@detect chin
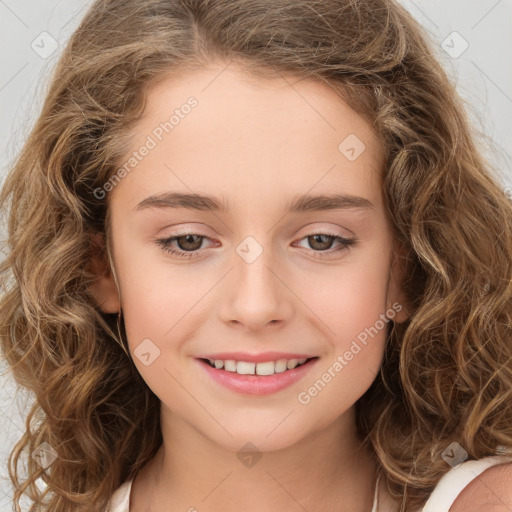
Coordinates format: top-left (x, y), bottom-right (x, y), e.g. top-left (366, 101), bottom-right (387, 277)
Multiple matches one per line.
top-left (202, 422), bottom-right (310, 454)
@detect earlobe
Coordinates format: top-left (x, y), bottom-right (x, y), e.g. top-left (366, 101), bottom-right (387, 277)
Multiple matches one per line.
top-left (87, 232), bottom-right (121, 314)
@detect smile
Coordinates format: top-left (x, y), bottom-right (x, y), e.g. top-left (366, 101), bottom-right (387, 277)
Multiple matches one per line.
top-left (203, 357), bottom-right (314, 375)
top-left (196, 356), bottom-right (319, 395)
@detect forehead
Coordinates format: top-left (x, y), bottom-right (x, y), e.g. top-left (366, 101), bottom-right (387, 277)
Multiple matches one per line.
top-left (111, 63), bottom-right (386, 211)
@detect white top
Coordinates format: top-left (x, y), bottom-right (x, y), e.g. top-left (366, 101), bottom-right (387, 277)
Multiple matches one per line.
top-left (106, 455), bottom-right (511, 512)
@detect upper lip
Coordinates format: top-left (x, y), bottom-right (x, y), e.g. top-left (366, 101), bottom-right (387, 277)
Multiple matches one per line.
top-left (196, 352), bottom-right (316, 363)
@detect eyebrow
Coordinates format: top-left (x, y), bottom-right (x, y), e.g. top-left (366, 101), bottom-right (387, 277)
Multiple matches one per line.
top-left (134, 192), bottom-right (374, 214)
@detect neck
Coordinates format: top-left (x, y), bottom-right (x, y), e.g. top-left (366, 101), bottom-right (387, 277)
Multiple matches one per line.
top-left (131, 406), bottom-right (378, 512)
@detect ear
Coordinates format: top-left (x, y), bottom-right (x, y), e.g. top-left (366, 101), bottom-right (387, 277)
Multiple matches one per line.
top-left (87, 232), bottom-right (121, 314)
top-left (386, 240), bottom-right (411, 324)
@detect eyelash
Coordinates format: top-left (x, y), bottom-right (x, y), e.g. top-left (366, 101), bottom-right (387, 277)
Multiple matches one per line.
top-left (155, 231), bottom-right (357, 260)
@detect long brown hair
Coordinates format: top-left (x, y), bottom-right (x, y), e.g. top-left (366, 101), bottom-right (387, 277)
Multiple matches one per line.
top-left (1, 1), bottom-right (512, 510)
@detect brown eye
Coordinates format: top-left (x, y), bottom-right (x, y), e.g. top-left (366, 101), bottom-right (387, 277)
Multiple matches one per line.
top-left (174, 234), bottom-right (204, 251)
top-left (155, 233), bottom-right (211, 258)
top-left (294, 231), bottom-right (357, 258)
top-left (306, 234), bottom-right (337, 251)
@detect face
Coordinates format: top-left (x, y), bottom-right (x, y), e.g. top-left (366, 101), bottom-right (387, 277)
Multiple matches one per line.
top-left (90, 62), bottom-right (408, 452)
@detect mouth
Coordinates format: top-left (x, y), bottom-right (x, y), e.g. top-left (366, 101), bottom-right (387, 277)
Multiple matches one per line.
top-left (195, 356), bottom-right (319, 396)
top-left (199, 356), bottom-right (317, 375)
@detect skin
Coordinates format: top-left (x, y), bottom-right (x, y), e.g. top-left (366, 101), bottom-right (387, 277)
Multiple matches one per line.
top-left (89, 61), bottom-right (413, 512)
top-left (450, 463), bottom-right (512, 511)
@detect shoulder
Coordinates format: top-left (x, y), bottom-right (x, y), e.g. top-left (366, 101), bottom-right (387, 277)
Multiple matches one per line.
top-left (450, 462), bottom-right (512, 511)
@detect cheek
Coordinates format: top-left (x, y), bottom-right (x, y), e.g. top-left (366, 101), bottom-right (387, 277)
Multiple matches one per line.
top-left (293, 245), bottom-right (392, 404)
top-left (297, 247), bottom-right (391, 348)
top-left (115, 242), bottom-right (209, 342)
top-left (295, 269), bottom-right (390, 416)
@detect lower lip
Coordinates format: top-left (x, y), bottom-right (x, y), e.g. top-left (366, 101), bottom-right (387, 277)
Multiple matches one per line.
top-left (196, 358), bottom-right (318, 396)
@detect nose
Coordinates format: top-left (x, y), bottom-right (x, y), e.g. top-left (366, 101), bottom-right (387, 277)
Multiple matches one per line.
top-left (218, 242), bottom-right (294, 332)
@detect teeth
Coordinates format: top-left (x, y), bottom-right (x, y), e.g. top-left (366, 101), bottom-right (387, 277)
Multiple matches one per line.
top-left (275, 359), bottom-right (288, 373)
top-left (287, 359), bottom-right (299, 369)
top-left (237, 361), bottom-right (256, 374)
top-left (224, 360), bottom-right (237, 372)
top-left (207, 357), bottom-right (311, 375)
top-left (256, 361), bottom-right (275, 376)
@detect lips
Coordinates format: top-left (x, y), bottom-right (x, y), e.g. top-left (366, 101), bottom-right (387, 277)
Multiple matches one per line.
top-left (196, 351), bottom-right (316, 363)
top-left (195, 354), bottom-right (319, 395)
